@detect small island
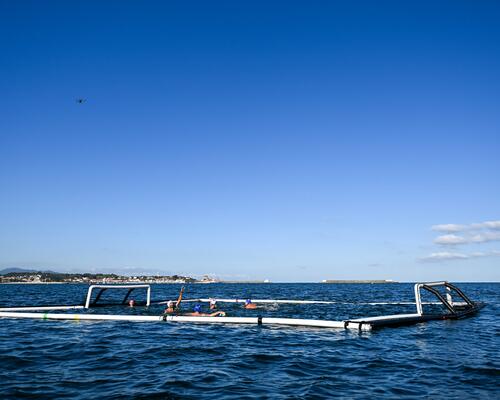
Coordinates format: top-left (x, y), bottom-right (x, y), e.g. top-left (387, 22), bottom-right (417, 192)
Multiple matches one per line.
top-left (321, 279), bottom-right (398, 284)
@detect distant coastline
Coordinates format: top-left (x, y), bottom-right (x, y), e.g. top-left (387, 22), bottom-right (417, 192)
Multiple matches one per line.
top-left (0, 269), bottom-right (400, 285)
top-left (0, 269), bottom-right (212, 284)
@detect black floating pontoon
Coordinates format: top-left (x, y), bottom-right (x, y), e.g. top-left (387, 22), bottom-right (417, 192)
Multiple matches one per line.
top-left (346, 281), bottom-right (484, 329)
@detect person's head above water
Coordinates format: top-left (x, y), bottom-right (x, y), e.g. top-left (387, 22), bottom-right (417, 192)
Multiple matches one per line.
top-left (163, 300), bottom-right (177, 314)
top-left (244, 298), bottom-right (257, 309)
top-left (128, 299), bottom-right (136, 307)
top-left (193, 304), bottom-right (202, 313)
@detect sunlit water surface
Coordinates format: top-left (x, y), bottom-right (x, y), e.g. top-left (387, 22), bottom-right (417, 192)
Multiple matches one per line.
top-left (0, 283), bottom-right (498, 399)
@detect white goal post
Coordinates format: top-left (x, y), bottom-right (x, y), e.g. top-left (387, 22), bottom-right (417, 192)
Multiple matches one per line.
top-left (84, 285), bottom-right (151, 308)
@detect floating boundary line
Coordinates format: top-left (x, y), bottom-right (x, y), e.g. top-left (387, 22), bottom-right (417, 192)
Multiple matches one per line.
top-left (0, 305), bottom-right (84, 312)
top-left (0, 311), bottom-right (371, 331)
top-left (155, 298), bottom-right (447, 306)
top-left (0, 301), bottom-right (454, 310)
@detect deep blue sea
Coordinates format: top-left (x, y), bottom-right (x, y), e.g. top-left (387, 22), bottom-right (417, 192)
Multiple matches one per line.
top-left (0, 283), bottom-right (498, 399)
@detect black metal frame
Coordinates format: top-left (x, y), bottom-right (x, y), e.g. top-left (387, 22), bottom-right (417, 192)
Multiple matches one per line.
top-left (420, 282), bottom-right (475, 316)
top-left (90, 287), bottom-right (141, 306)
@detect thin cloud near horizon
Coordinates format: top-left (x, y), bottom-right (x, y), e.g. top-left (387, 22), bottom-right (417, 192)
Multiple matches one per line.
top-left (420, 250), bottom-right (500, 263)
top-left (431, 220), bottom-right (500, 232)
top-left (420, 220), bottom-right (500, 262)
top-left (434, 232), bottom-right (500, 245)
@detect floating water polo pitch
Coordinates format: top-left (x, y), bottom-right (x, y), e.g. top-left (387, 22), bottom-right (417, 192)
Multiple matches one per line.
top-left (0, 281), bottom-right (484, 332)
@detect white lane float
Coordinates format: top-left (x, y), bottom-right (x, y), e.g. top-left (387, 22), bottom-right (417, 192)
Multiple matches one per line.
top-left (0, 282), bottom-right (484, 331)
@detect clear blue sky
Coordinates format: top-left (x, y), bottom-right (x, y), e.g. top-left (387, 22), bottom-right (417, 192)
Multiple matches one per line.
top-left (1, 1), bottom-right (499, 281)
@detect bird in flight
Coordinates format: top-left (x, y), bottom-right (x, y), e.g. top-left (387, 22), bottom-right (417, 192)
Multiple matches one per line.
top-left (76, 98), bottom-right (86, 104)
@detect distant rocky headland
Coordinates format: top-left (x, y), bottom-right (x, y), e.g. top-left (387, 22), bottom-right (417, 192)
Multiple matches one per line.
top-left (0, 268), bottom-right (210, 284)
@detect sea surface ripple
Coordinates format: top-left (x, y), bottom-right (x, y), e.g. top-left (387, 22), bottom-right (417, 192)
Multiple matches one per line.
top-left (0, 283), bottom-right (498, 399)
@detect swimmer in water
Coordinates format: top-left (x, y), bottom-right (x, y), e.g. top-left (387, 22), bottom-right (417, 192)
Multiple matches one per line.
top-left (243, 299), bottom-right (257, 309)
top-left (164, 286), bottom-right (185, 314)
top-left (185, 304), bottom-right (226, 317)
top-left (164, 300), bottom-right (176, 313)
top-left (209, 298), bottom-right (217, 310)
top-left (128, 299), bottom-right (136, 307)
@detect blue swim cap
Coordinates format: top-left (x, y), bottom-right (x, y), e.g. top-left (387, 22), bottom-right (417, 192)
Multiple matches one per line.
top-left (194, 304), bottom-right (202, 313)
top-left (245, 299), bottom-right (251, 305)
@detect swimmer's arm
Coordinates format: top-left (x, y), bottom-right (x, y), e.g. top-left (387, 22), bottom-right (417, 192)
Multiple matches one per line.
top-left (210, 311), bottom-right (226, 317)
top-left (175, 286), bottom-right (185, 307)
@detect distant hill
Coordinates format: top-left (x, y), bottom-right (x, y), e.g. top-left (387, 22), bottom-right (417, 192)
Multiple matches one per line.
top-left (0, 267), bottom-right (36, 275)
top-left (0, 267), bottom-right (58, 275)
